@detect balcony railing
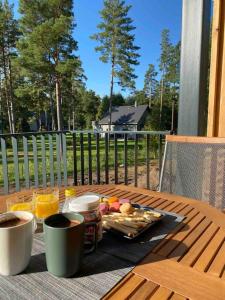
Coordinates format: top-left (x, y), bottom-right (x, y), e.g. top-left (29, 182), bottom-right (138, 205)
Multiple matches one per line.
top-left (0, 130), bottom-right (170, 194)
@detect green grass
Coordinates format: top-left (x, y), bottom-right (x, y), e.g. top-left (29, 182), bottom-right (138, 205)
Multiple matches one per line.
top-left (0, 133), bottom-right (161, 189)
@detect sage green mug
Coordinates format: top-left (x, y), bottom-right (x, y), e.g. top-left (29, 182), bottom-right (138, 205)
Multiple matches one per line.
top-left (44, 212), bottom-right (85, 277)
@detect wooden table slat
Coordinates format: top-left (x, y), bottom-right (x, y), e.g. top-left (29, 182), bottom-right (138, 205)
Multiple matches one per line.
top-left (129, 281), bottom-right (158, 300)
top-left (169, 293), bottom-right (188, 300)
top-left (138, 196), bottom-right (161, 205)
top-left (181, 223), bottom-right (219, 267)
top-left (194, 227), bottom-right (225, 272)
top-left (169, 218), bottom-right (212, 260)
top-left (149, 286), bottom-right (173, 300)
top-left (155, 200), bottom-right (175, 210)
top-left (164, 201), bottom-right (184, 213)
top-left (130, 194), bottom-right (153, 203)
top-left (141, 197), bottom-right (166, 207)
top-left (157, 213), bottom-right (205, 257)
top-left (207, 240), bottom-right (225, 277)
top-left (152, 208), bottom-right (199, 254)
top-left (104, 273), bottom-right (146, 300)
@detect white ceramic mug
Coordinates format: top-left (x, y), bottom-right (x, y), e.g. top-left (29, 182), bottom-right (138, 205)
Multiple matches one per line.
top-left (0, 211), bottom-right (36, 276)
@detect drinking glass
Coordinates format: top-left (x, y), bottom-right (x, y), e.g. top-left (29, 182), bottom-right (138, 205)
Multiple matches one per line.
top-left (6, 196), bottom-right (35, 214)
top-left (33, 189), bottom-right (59, 220)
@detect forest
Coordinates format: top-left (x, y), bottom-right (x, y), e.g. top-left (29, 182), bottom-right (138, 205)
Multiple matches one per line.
top-left (0, 0), bottom-right (180, 134)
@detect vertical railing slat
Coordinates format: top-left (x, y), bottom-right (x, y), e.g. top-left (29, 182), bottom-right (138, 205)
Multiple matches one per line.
top-left (73, 133), bottom-right (77, 185)
top-left (146, 134), bottom-right (150, 189)
top-left (134, 134), bottom-right (138, 187)
top-left (88, 133), bottom-right (92, 185)
top-left (1, 137), bottom-right (9, 194)
top-left (48, 134), bottom-right (54, 187)
top-left (41, 135), bottom-right (47, 188)
top-left (56, 134), bottom-right (62, 186)
top-left (32, 135), bottom-right (39, 188)
top-left (105, 133), bottom-right (109, 184)
top-left (62, 133), bottom-right (67, 186)
top-left (80, 133), bottom-right (84, 185)
top-left (158, 135), bottom-right (162, 184)
top-left (23, 136), bottom-right (30, 189)
top-left (96, 133), bottom-right (100, 184)
top-left (114, 134), bottom-right (118, 184)
top-left (124, 133), bottom-right (128, 185)
top-left (12, 136), bottom-right (20, 192)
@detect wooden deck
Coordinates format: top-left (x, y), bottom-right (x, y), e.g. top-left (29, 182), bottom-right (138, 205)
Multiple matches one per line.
top-left (1, 184), bottom-right (225, 300)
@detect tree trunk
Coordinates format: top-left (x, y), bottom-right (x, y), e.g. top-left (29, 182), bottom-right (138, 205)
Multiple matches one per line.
top-left (160, 67), bottom-right (164, 127)
top-left (149, 80), bottom-right (152, 108)
top-left (109, 57), bottom-right (115, 132)
top-left (72, 111), bottom-right (75, 131)
top-left (7, 53), bottom-right (15, 133)
top-left (68, 114), bottom-right (71, 131)
top-left (1, 40), bottom-right (13, 133)
top-left (0, 75), bottom-right (3, 133)
top-left (49, 89), bottom-right (55, 130)
top-left (9, 99), bottom-right (15, 133)
top-left (45, 110), bottom-right (48, 130)
top-left (171, 99), bottom-right (175, 132)
top-left (55, 77), bottom-right (63, 131)
top-left (4, 89), bottom-right (12, 134)
top-left (4, 85), bottom-right (12, 133)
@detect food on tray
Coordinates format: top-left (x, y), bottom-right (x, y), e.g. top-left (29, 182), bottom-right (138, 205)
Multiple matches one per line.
top-left (108, 196), bottom-right (119, 204)
top-left (99, 203), bottom-right (109, 215)
top-left (119, 198), bottom-right (130, 204)
top-left (119, 203), bottom-right (135, 215)
top-left (100, 197), bottom-right (109, 203)
top-left (102, 207), bottom-right (162, 237)
top-left (109, 202), bottom-right (120, 212)
top-left (103, 220), bottom-right (137, 237)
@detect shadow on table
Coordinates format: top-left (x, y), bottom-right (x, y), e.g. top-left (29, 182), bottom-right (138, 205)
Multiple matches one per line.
top-left (77, 240), bottom-right (189, 277)
top-left (77, 216), bottom-right (189, 277)
top-left (24, 253), bottom-right (47, 274)
top-left (24, 216), bottom-right (189, 277)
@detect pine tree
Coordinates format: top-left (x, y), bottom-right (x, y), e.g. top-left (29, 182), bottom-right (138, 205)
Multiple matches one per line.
top-left (17, 0), bottom-right (82, 131)
top-left (82, 90), bottom-right (100, 128)
top-left (145, 30), bottom-right (180, 132)
top-left (167, 41), bottom-right (180, 93)
top-left (143, 64), bottom-right (157, 108)
top-left (167, 41), bottom-right (180, 132)
top-left (91, 0), bottom-right (140, 130)
top-left (0, 0), bottom-right (19, 133)
top-left (159, 29), bottom-right (173, 125)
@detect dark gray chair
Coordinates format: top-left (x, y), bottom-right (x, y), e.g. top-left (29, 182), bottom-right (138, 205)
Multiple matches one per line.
top-left (159, 135), bottom-right (225, 211)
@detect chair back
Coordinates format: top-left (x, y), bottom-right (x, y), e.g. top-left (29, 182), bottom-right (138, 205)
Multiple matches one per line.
top-left (160, 135), bottom-right (225, 210)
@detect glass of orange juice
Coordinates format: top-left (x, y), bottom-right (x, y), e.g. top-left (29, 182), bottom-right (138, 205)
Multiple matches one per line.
top-left (33, 189), bottom-right (59, 221)
top-left (6, 196), bottom-right (35, 214)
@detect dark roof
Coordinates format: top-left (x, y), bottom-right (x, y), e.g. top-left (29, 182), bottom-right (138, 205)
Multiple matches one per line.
top-left (99, 105), bottom-right (149, 125)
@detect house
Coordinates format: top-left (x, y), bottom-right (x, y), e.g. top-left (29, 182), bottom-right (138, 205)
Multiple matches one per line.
top-left (96, 105), bottom-right (150, 132)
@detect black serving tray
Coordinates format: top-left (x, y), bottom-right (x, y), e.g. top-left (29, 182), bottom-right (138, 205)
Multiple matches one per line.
top-left (103, 203), bottom-right (166, 240)
top-left (82, 192), bottom-right (166, 240)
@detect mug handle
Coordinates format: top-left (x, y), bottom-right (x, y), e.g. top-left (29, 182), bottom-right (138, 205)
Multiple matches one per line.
top-left (32, 216), bottom-right (37, 233)
top-left (84, 221), bottom-right (98, 254)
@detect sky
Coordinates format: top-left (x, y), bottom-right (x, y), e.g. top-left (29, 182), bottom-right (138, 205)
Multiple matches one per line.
top-left (10, 0), bottom-right (182, 97)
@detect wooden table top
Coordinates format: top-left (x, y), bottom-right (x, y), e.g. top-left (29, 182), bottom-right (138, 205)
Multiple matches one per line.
top-left (1, 184), bottom-right (225, 300)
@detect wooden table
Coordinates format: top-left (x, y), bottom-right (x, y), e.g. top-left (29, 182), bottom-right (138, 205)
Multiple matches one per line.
top-left (1, 184), bottom-right (225, 300)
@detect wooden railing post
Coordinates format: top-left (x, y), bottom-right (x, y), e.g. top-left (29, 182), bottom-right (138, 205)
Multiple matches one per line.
top-left (207, 0), bottom-right (225, 137)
